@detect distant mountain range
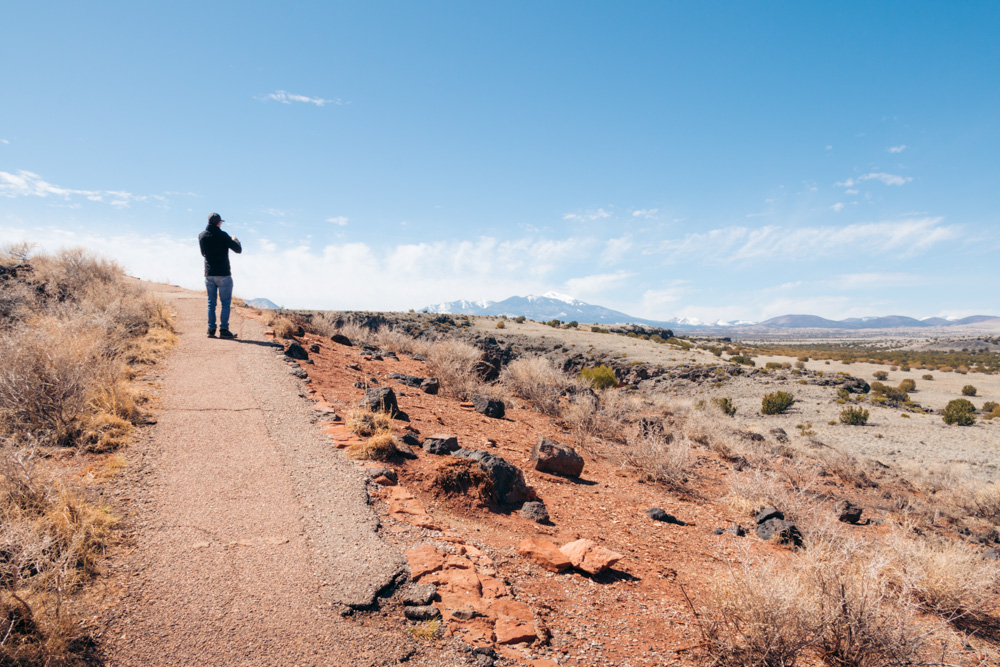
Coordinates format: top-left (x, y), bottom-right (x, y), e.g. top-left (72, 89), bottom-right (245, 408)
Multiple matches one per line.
top-left (421, 293), bottom-right (999, 331)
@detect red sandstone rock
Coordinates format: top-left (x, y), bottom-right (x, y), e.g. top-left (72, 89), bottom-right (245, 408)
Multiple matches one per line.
top-left (517, 538), bottom-right (572, 573)
top-left (406, 545), bottom-right (446, 579)
top-left (559, 538), bottom-right (624, 575)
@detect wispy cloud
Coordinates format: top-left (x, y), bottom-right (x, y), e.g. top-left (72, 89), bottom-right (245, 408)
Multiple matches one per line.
top-left (0, 139), bottom-right (8, 145)
top-left (888, 145), bottom-right (908, 154)
top-left (256, 90), bottom-right (342, 107)
top-left (0, 170), bottom-right (161, 208)
top-left (563, 271), bottom-right (635, 300)
top-left (831, 202), bottom-right (845, 212)
top-left (603, 236), bottom-right (632, 265)
top-left (631, 208), bottom-right (658, 218)
top-left (835, 172), bottom-right (912, 188)
top-left (654, 218), bottom-right (959, 263)
top-left (326, 216), bottom-right (349, 226)
top-left (563, 208), bottom-right (610, 222)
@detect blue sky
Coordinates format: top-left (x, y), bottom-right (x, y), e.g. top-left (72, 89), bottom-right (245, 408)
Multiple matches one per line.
top-left (2, 1), bottom-right (998, 322)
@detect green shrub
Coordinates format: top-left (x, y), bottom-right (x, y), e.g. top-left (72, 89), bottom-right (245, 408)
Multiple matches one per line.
top-left (839, 406), bottom-right (870, 425)
top-left (943, 399), bottom-right (977, 426)
top-left (765, 362), bottom-right (783, 370)
top-left (712, 397), bottom-right (736, 417)
top-left (982, 401), bottom-right (999, 413)
top-left (898, 379), bottom-right (916, 393)
top-left (873, 371), bottom-right (888, 381)
top-left (514, 316), bottom-right (526, 323)
top-left (565, 321), bottom-right (578, 329)
top-left (761, 391), bottom-right (795, 415)
top-left (495, 320), bottom-right (505, 329)
top-left (962, 384), bottom-right (978, 396)
top-left (578, 365), bottom-right (618, 390)
top-left (922, 374), bottom-right (933, 380)
top-left (730, 355), bottom-right (755, 367)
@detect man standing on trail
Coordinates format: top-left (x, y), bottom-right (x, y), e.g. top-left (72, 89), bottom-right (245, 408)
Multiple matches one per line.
top-left (199, 212), bottom-right (242, 339)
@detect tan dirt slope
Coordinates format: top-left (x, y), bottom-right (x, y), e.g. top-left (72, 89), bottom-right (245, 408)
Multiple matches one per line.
top-left (102, 284), bottom-right (452, 666)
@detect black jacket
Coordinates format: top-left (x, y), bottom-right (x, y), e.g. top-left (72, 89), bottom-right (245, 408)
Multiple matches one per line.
top-left (198, 225), bottom-right (242, 277)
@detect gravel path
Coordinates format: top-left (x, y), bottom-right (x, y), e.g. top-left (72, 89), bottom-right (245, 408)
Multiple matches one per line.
top-left (103, 284), bottom-right (418, 666)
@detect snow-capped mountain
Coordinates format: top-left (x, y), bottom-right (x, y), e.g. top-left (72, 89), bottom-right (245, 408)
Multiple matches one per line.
top-left (423, 299), bottom-right (496, 315)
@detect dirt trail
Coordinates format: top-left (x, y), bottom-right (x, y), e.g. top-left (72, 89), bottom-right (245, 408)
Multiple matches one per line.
top-left (103, 284), bottom-right (420, 666)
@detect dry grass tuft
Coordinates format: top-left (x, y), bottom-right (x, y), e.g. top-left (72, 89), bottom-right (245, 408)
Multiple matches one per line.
top-left (345, 404), bottom-right (394, 437)
top-left (501, 356), bottom-right (570, 416)
top-left (269, 315), bottom-right (298, 339)
top-left (621, 422), bottom-right (692, 489)
top-left (425, 338), bottom-right (483, 401)
top-left (347, 432), bottom-right (398, 461)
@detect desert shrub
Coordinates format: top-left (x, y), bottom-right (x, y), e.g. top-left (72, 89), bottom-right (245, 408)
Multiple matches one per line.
top-left (621, 425), bottom-right (691, 489)
top-left (495, 320), bottom-right (505, 329)
top-left (765, 362), bottom-right (783, 370)
top-left (794, 360), bottom-right (805, 369)
top-left (729, 355), bottom-right (755, 367)
top-left (897, 379), bottom-right (916, 393)
top-left (872, 371), bottom-right (889, 381)
top-left (922, 374), bottom-right (933, 380)
top-left (761, 391), bottom-right (795, 415)
top-left (514, 316), bottom-right (526, 323)
top-left (425, 338), bottom-right (483, 401)
top-left (942, 399), bottom-right (976, 426)
top-left (839, 406), bottom-right (870, 425)
top-left (502, 356), bottom-right (570, 416)
top-left (982, 401), bottom-right (999, 413)
top-left (578, 365), bottom-right (617, 390)
top-left (346, 403), bottom-right (393, 436)
top-left (268, 315), bottom-right (298, 339)
top-left (870, 382), bottom-right (909, 403)
top-left (712, 397), bottom-right (736, 417)
top-left (961, 384), bottom-right (977, 396)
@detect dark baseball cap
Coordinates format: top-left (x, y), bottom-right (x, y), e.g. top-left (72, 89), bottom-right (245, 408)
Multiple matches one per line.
top-left (208, 212), bottom-right (224, 225)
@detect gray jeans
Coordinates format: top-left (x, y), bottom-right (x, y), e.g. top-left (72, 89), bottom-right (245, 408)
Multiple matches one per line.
top-left (205, 275), bottom-right (234, 330)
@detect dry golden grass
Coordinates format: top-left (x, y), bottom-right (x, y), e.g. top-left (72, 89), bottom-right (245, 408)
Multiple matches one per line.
top-left (345, 404), bottom-right (394, 437)
top-left (346, 432), bottom-right (398, 461)
top-left (425, 338), bottom-right (483, 401)
top-left (501, 356), bottom-right (569, 416)
top-left (621, 424), bottom-right (692, 489)
top-left (269, 315), bottom-right (298, 339)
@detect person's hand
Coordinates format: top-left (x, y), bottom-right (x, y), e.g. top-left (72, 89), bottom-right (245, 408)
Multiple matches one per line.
top-left (232, 236), bottom-right (240, 243)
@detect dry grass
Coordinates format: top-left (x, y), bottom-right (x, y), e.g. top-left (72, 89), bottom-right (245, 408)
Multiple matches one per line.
top-left (621, 422), bottom-right (693, 489)
top-left (425, 338), bottom-right (484, 401)
top-left (501, 356), bottom-right (570, 416)
top-left (347, 432), bottom-right (398, 461)
top-left (345, 403), bottom-right (394, 437)
top-left (268, 315), bottom-right (298, 339)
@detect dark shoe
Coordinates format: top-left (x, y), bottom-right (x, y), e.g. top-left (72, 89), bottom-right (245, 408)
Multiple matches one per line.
top-left (219, 329), bottom-right (237, 339)
top-left (207, 328), bottom-right (216, 338)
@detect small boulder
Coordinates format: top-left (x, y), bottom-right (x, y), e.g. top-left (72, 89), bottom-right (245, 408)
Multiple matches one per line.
top-left (520, 501), bottom-right (550, 524)
top-left (451, 448), bottom-right (535, 506)
top-left (530, 437), bottom-right (584, 477)
top-left (559, 539), bottom-right (623, 575)
top-left (645, 508), bottom-right (686, 525)
top-left (389, 373), bottom-right (425, 388)
top-left (770, 428), bottom-right (790, 444)
top-left (423, 434), bottom-right (460, 455)
top-left (362, 387), bottom-right (402, 418)
top-left (402, 583), bottom-right (436, 606)
top-left (420, 377), bottom-right (440, 394)
top-left (308, 343), bottom-right (321, 353)
top-left (517, 538), bottom-right (571, 572)
top-left (984, 548), bottom-right (1000, 561)
top-left (472, 395), bottom-right (506, 419)
top-left (331, 333), bottom-right (353, 346)
top-left (403, 605), bottom-right (441, 621)
top-left (400, 432), bottom-right (421, 449)
top-left (756, 518), bottom-right (803, 547)
top-left (836, 500), bottom-right (863, 524)
top-left (756, 507), bottom-right (784, 525)
top-left (285, 342), bottom-right (309, 360)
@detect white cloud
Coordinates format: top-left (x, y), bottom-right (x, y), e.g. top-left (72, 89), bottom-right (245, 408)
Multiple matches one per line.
top-left (0, 139), bottom-right (8, 145)
top-left (563, 208), bottom-right (610, 222)
top-left (845, 188), bottom-right (859, 195)
top-left (563, 271), bottom-right (635, 300)
top-left (836, 172), bottom-right (912, 188)
top-left (0, 170), bottom-right (159, 208)
top-left (257, 90), bottom-right (342, 107)
top-left (631, 208), bottom-right (658, 218)
top-left (654, 218), bottom-right (959, 263)
top-left (825, 145), bottom-right (833, 150)
top-left (831, 202), bottom-right (845, 212)
top-left (888, 145), bottom-right (908, 154)
top-left (603, 236), bottom-right (632, 265)
top-left (326, 216), bottom-right (349, 226)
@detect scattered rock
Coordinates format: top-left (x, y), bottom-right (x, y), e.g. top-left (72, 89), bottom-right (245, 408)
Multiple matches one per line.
top-left (420, 377), bottom-right (440, 394)
top-left (400, 432), bottom-right (421, 449)
top-left (389, 372), bottom-right (425, 388)
top-left (423, 434), bottom-right (460, 455)
top-left (770, 428), bottom-right (789, 444)
top-left (756, 518), bottom-right (803, 547)
top-left (403, 605), bottom-right (441, 621)
top-left (284, 342), bottom-right (309, 360)
top-left (530, 437), bottom-right (584, 477)
top-left (402, 584), bottom-right (436, 606)
top-left (353, 381), bottom-right (367, 389)
top-left (984, 548), bottom-right (1000, 561)
top-left (517, 538), bottom-right (571, 572)
top-left (520, 501), bottom-right (550, 524)
top-left (406, 545), bottom-right (446, 579)
top-left (361, 387), bottom-right (406, 419)
top-left (451, 448), bottom-right (535, 506)
top-left (291, 368), bottom-right (308, 379)
top-left (412, 353), bottom-right (427, 361)
top-left (492, 599), bottom-right (537, 645)
top-left (756, 507), bottom-right (784, 524)
top-left (737, 430), bottom-right (765, 442)
top-left (308, 343), bottom-right (321, 353)
top-left (836, 500), bottom-right (863, 524)
top-left (330, 333), bottom-right (353, 346)
top-left (727, 524), bottom-right (747, 537)
top-left (559, 539), bottom-right (624, 575)
top-left (366, 467), bottom-right (398, 484)
top-left (347, 363), bottom-right (361, 371)
top-left (645, 508), bottom-right (686, 525)
top-left (472, 395), bottom-right (506, 419)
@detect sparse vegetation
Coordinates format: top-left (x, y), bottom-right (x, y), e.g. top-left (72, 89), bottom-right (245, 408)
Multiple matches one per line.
top-left (962, 384), bottom-right (977, 396)
top-left (712, 397), bottom-right (737, 417)
top-left (578, 364), bottom-right (617, 390)
top-left (839, 406), bottom-right (870, 425)
top-left (898, 378), bottom-right (916, 393)
top-left (761, 391), bottom-right (795, 415)
top-left (873, 370), bottom-right (889, 381)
